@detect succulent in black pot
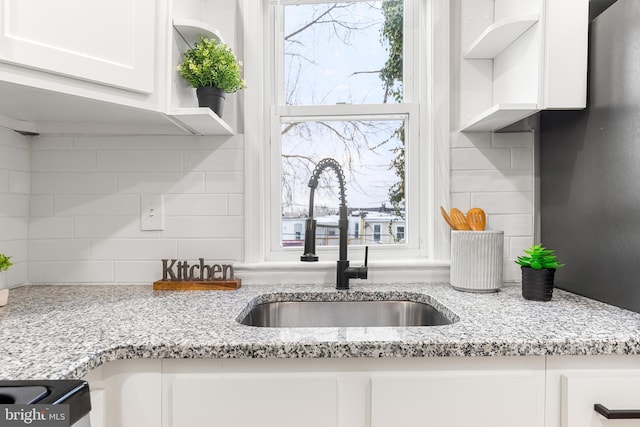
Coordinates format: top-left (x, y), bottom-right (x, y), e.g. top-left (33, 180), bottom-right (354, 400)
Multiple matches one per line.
top-left (515, 244), bottom-right (564, 301)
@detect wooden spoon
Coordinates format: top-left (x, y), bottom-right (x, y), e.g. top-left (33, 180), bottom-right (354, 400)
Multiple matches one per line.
top-left (440, 206), bottom-right (456, 230)
top-left (450, 208), bottom-right (471, 230)
top-left (466, 207), bottom-right (487, 231)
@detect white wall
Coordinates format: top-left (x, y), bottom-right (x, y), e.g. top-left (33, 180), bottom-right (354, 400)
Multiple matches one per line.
top-left (25, 130), bottom-right (533, 284)
top-left (28, 135), bottom-right (244, 283)
top-left (0, 127), bottom-right (30, 287)
top-left (450, 131), bottom-right (534, 281)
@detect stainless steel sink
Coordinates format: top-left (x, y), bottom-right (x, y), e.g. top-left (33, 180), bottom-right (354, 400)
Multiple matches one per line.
top-left (239, 300), bottom-right (455, 328)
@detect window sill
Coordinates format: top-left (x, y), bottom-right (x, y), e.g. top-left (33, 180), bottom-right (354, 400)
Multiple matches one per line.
top-left (234, 259), bottom-right (450, 285)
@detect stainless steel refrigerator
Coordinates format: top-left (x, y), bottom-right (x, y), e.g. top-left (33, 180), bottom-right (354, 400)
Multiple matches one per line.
top-left (540, 0), bottom-right (640, 312)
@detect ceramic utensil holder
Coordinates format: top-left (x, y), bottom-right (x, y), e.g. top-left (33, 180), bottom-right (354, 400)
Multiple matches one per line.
top-left (450, 230), bottom-right (503, 292)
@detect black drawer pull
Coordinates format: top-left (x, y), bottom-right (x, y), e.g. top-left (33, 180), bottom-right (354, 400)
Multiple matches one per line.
top-left (594, 404), bottom-right (640, 419)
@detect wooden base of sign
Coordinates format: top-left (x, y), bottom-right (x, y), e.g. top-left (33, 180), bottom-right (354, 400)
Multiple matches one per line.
top-left (153, 279), bottom-right (241, 291)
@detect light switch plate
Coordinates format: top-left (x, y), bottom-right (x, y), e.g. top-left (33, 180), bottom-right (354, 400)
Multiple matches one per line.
top-left (141, 194), bottom-right (164, 231)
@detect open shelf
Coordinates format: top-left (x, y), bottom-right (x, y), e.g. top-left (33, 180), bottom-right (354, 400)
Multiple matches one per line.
top-left (460, 103), bottom-right (539, 132)
top-left (170, 108), bottom-right (234, 135)
top-left (170, 19), bottom-right (234, 135)
top-left (464, 15), bottom-right (539, 59)
top-left (172, 19), bottom-right (225, 47)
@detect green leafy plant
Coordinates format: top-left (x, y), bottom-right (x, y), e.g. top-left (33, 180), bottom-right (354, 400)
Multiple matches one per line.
top-left (178, 37), bottom-right (246, 92)
top-left (515, 244), bottom-right (564, 270)
top-left (0, 254), bottom-right (12, 272)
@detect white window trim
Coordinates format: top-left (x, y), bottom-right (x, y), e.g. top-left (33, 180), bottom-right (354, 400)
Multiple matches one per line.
top-left (239, 0), bottom-right (451, 284)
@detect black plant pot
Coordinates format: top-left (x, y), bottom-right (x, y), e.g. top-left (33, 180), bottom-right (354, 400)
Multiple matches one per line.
top-left (521, 267), bottom-right (555, 301)
top-left (196, 87), bottom-right (226, 117)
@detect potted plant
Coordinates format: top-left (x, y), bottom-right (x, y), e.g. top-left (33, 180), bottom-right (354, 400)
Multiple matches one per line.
top-left (178, 37), bottom-right (246, 117)
top-left (515, 244), bottom-right (564, 301)
top-left (0, 253), bottom-right (11, 306)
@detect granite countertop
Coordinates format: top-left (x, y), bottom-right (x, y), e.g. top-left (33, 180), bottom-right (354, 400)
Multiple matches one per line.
top-left (1, 282), bottom-right (640, 380)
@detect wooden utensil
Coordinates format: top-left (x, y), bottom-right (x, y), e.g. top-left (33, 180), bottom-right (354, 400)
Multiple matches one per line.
top-left (466, 207), bottom-right (487, 231)
top-left (450, 208), bottom-right (471, 230)
top-left (440, 206), bottom-right (456, 229)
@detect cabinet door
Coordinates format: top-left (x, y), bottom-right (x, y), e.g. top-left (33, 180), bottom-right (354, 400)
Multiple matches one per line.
top-left (371, 370), bottom-right (545, 427)
top-left (169, 374), bottom-right (338, 427)
top-left (562, 373), bottom-right (640, 427)
top-left (0, 0), bottom-right (155, 93)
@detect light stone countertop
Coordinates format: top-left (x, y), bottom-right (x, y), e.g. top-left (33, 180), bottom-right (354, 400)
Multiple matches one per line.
top-left (1, 282), bottom-right (640, 380)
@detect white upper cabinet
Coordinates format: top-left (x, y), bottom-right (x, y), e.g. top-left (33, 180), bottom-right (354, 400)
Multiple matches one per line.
top-left (0, 0), bottom-right (237, 135)
top-left (0, 0), bottom-right (155, 93)
top-left (458, 0), bottom-right (589, 132)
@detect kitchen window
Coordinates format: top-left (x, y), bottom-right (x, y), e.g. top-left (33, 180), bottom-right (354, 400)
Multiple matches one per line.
top-left (242, 0), bottom-right (450, 268)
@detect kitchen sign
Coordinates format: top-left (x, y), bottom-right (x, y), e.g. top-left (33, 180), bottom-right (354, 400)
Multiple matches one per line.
top-left (153, 258), bottom-right (241, 291)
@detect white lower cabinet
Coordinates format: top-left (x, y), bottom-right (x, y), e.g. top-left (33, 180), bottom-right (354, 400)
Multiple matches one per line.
top-left (168, 374), bottom-right (338, 427)
top-left (546, 356), bottom-right (640, 427)
top-left (82, 359), bottom-right (162, 427)
top-left (83, 355), bottom-right (640, 427)
top-left (85, 356), bottom-right (546, 427)
top-left (371, 370), bottom-right (545, 427)
top-left (562, 374), bottom-right (640, 427)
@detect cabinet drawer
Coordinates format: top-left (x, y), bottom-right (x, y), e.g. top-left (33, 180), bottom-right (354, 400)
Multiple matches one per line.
top-left (562, 373), bottom-right (640, 426)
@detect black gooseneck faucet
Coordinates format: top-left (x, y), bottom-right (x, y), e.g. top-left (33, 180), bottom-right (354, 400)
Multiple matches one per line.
top-left (300, 158), bottom-right (368, 290)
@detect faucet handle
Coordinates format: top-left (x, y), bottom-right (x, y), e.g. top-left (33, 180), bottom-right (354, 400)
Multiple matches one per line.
top-left (358, 246), bottom-right (369, 280)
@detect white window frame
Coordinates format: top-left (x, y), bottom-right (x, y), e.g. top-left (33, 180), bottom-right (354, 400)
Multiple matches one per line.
top-left (240, 0), bottom-right (451, 283)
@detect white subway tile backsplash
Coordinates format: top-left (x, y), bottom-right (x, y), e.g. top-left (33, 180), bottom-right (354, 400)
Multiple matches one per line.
top-left (487, 214), bottom-right (533, 236)
top-left (91, 239), bottom-right (177, 260)
top-left (31, 136), bottom-right (73, 150)
top-left (23, 135), bottom-right (247, 283)
top-left (492, 132), bottom-right (533, 148)
top-left (471, 192), bottom-right (533, 214)
top-left (160, 135), bottom-right (243, 150)
top-left (29, 239), bottom-right (91, 261)
top-left (1, 240), bottom-right (27, 264)
top-left (5, 262), bottom-right (27, 287)
top-left (74, 135), bottom-right (161, 150)
top-left (97, 150), bottom-right (182, 172)
top-left (164, 194), bottom-right (228, 216)
top-left (511, 147), bottom-right (533, 170)
top-left (228, 194), bottom-right (244, 216)
top-left (32, 173), bottom-right (118, 194)
top-left (206, 171), bottom-right (244, 194)
top-left (54, 194), bottom-right (140, 216)
top-left (29, 217), bottom-right (74, 239)
top-left (0, 194), bottom-right (29, 217)
top-left (449, 193), bottom-right (470, 211)
top-left (451, 170), bottom-right (533, 193)
top-left (31, 150), bottom-right (97, 172)
top-left (29, 261), bottom-right (114, 283)
top-left (177, 239), bottom-right (243, 261)
top-left (184, 150), bottom-right (243, 172)
top-left (74, 216), bottom-right (155, 239)
top-left (0, 145), bottom-right (29, 172)
top-left (0, 217), bottom-right (28, 241)
top-left (503, 259), bottom-right (522, 282)
top-left (509, 236), bottom-right (535, 259)
top-left (0, 171), bottom-right (8, 192)
top-left (30, 196), bottom-right (54, 217)
top-left (451, 148), bottom-right (511, 170)
top-left (9, 171), bottom-right (30, 194)
top-left (450, 131), bottom-right (491, 148)
top-left (9, 125), bottom-right (534, 285)
top-left (114, 261), bottom-right (162, 283)
top-left (0, 129), bottom-right (29, 286)
top-left (163, 217), bottom-right (243, 239)
top-left (118, 172), bottom-right (205, 194)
